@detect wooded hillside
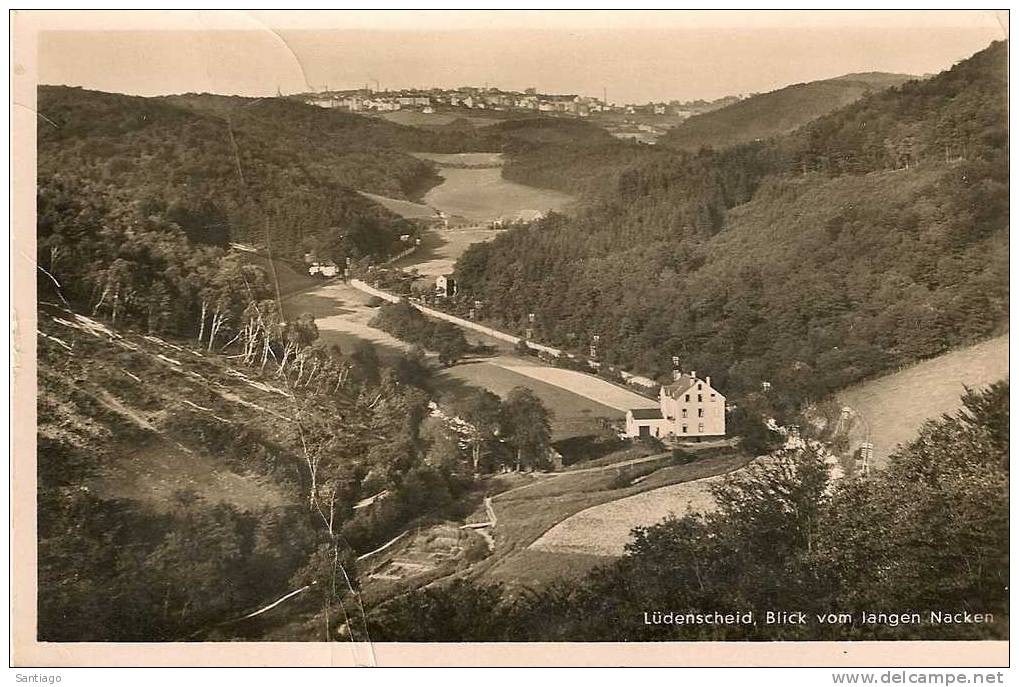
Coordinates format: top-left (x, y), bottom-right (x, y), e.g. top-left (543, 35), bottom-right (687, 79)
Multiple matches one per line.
top-left (39, 87), bottom-right (430, 262)
top-left (452, 42), bottom-right (1008, 411)
top-left (661, 72), bottom-right (915, 151)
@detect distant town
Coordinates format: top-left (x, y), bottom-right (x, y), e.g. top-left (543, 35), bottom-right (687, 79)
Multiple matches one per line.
top-left (296, 85), bottom-right (746, 143)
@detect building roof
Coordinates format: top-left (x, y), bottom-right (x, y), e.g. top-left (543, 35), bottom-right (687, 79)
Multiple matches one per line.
top-left (629, 408), bottom-right (664, 420)
top-left (662, 375), bottom-right (697, 398)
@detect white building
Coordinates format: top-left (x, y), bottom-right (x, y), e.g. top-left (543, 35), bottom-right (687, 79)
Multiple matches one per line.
top-left (397, 96), bottom-right (431, 107)
top-left (435, 274), bottom-right (457, 297)
top-left (625, 370), bottom-right (726, 440)
top-left (308, 261), bottom-right (339, 278)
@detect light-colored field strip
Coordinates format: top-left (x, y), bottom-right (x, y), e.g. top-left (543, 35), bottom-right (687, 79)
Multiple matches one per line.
top-left (838, 334), bottom-right (1009, 467)
top-left (529, 474), bottom-right (727, 557)
top-left (359, 191), bottom-right (437, 220)
top-left (411, 151), bottom-right (505, 166)
top-left (390, 227), bottom-right (504, 279)
top-left (497, 363), bottom-right (660, 412)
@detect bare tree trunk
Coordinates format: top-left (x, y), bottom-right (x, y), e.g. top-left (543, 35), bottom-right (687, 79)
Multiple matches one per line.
top-left (208, 308), bottom-right (223, 352)
top-left (92, 285), bottom-right (109, 316)
top-left (197, 301), bottom-right (207, 345)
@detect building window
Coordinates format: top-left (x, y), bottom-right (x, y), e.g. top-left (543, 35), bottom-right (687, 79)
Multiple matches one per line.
top-left (682, 409), bottom-right (688, 418)
top-left (698, 384), bottom-right (702, 390)
top-left (698, 423), bottom-right (704, 433)
top-left (710, 393), bottom-right (716, 401)
top-left (697, 408), bottom-right (704, 418)
top-left (682, 425), bottom-right (688, 434)
top-left (684, 394), bottom-right (690, 402)
top-left (698, 394), bottom-right (703, 402)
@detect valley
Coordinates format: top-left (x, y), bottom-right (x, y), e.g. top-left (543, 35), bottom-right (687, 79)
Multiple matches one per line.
top-left (28, 34), bottom-right (1009, 646)
top-left (288, 150), bottom-right (631, 444)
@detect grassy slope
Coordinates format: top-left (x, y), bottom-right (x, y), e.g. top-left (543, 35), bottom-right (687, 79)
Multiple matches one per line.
top-left (837, 333), bottom-right (1009, 468)
top-left (662, 72), bottom-right (915, 151)
top-left (37, 304), bottom-right (315, 512)
top-left (464, 447), bottom-right (751, 590)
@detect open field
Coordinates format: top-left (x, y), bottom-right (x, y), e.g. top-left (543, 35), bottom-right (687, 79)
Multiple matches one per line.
top-left (375, 110), bottom-right (505, 128)
top-left (497, 363), bottom-right (659, 412)
top-left (412, 151), bottom-right (505, 167)
top-left (287, 284), bottom-right (628, 441)
top-left (530, 473), bottom-right (724, 556)
top-left (285, 281), bottom-right (415, 359)
top-left (838, 334), bottom-right (1009, 467)
top-left (389, 226), bottom-right (504, 280)
top-left (359, 191), bottom-right (438, 220)
top-left (420, 166), bottom-right (573, 223)
top-left (439, 358), bottom-right (621, 441)
top-left (467, 449), bottom-right (751, 589)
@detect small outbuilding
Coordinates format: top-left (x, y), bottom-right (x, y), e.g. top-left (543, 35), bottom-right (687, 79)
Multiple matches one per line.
top-left (625, 407), bottom-right (668, 440)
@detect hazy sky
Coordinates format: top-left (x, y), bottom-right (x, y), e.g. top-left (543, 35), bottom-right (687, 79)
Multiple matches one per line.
top-left (30, 10), bottom-right (1007, 104)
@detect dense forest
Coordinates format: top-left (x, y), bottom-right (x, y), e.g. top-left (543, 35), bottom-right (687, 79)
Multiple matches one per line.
top-left (452, 42), bottom-right (1008, 413)
top-left (38, 86), bottom-right (430, 264)
top-left (492, 114), bottom-right (634, 198)
top-left (368, 382), bottom-right (1009, 641)
top-left (501, 137), bottom-right (662, 199)
top-left (660, 72), bottom-right (914, 152)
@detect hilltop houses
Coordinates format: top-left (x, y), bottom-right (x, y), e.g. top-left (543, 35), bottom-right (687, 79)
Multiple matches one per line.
top-left (297, 85), bottom-right (741, 125)
top-left (624, 370), bottom-right (726, 440)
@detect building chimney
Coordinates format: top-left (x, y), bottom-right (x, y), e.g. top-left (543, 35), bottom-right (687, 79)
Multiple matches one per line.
top-left (672, 369), bottom-right (682, 381)
top-left (690, 370), bottom-right (697, 380)
top-left (706, 376), bottom-right (711, 387)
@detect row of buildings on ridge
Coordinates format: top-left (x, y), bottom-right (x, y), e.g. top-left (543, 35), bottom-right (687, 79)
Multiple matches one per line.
top-left (299, 86), bottom-right (744, 119)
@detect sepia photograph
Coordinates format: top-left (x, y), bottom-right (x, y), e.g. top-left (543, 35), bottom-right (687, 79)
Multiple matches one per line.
top-left (9, 8), bottom-right (1010, 668)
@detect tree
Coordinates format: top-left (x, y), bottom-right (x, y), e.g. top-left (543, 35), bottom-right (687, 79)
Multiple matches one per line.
top-left (454, 389), bottom-right (504, 473)
top-left (368, 580), bottom-right (511, 641)
top-left (392, 346), bottom-right (431, 389)
top-left (809, 381), bottom-right (1009, 639)
top-left (502, 387), bottom-right (553, 471)
top-left (432, 326), bottom-right (469, 367)
top-left (349, 341), bottom-right (381, 387)
top-left (289, 542), bottom-right (361, 641)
